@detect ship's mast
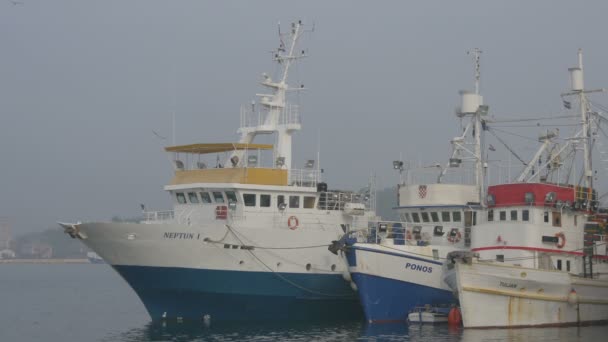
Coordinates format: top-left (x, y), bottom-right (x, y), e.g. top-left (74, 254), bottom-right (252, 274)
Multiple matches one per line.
top-left (231, 21), bottom-right (307, 170)
top-left (471, 48), bottom-right (485, 205)
top-left (577, 49), bottom-right (593, 193)
top-left (440, 49), bottom-right (486, 203)
top-left (560, 49), bottom-right (608, 210)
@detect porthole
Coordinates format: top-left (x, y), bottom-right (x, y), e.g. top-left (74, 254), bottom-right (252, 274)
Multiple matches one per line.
top-left (331, 264), bottom-right (336, 271)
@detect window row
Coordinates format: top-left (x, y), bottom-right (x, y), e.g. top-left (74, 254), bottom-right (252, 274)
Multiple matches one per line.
top-left (242, 193), bottom-right (316, 209)
top-left (176, 190), bottom-right (237, 205)
top-left (401, 211), bottom-right (463, 224)
top-left (487, 209), bottom-right (530, 222)
top-left (175, 191), bottom-right (316, 209)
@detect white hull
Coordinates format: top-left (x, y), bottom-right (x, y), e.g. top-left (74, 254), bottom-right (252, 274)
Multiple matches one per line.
top-left (446, 261), bottom-right (608, 328)
top-left (76, 220), bottom-right (348, 276)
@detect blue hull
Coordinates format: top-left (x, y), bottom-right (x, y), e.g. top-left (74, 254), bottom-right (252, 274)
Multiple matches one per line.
top-left (352, 272), bottom-right (454, 323)
top-left (112, 265), bottom-right (362, 321)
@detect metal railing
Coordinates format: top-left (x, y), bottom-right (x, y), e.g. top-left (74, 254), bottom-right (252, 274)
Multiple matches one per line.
top-left (351, 221), bottom-right (462, 246)
top-left (288, 169), bottom-right (320, 187)
top-left (317, 191), bottom-right (370, 210)
top-left (142, 210), bottom-right (174, 223)
top-left (240, 103), bottom-right (301, 129)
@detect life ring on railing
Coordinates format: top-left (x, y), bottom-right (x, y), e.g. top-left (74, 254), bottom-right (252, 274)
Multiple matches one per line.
top-left (555, 232), bottom-right (566, 249)
top-left (447, 229), bottom-right (462, 243)
top-left (288, 216), bottom-right (299, 230)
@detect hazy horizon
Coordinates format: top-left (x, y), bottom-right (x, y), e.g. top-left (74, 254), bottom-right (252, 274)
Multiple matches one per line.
top-left (2, 1), bottom-right (608, 233)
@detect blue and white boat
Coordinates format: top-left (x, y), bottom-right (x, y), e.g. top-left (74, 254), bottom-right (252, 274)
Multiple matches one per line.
top-left (335, 50), bottom-right (488, 323)
top-left (60, 21), bottom-right (376, 322)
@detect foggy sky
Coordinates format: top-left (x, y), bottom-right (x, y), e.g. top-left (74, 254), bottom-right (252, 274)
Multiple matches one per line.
top-left (1, 0), bottom-right (608, 233)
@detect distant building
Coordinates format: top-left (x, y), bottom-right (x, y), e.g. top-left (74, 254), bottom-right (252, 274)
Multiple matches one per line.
top-left (0, 249), bottom-right (16, 259)
top-left (18, 242), bottom-right (53, 259)
top-left (0, 217), bottom-right (12, 250)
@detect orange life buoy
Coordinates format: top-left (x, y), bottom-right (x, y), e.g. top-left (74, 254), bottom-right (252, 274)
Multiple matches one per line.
top-left (288, 216), bottom-right (299, 230)
top-left (555, 232), bottom-right (566, 249)
top-left (448, 229), bottom-right (462, 243)
top-left (215, 205), bottom-right (228, 220)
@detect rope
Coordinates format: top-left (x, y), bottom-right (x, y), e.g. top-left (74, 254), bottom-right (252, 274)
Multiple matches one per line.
top-left (486, 127), bottom-right (528, 165)
top-left (212, 224), bottom-right (353, 298)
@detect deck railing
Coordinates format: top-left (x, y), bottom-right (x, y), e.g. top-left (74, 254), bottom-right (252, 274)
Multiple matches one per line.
top-left (142, 210), bottom-right (174, 223)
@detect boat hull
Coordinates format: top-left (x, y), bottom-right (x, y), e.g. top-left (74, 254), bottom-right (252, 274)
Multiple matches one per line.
top-left (70, 221), bottom-right (362, 321)
top-left (446, 261), bottom-right (608, 328)
top-left (346, 244), bottom-right (455, 323)
top-left (113, 265), bottom-right (361, 321)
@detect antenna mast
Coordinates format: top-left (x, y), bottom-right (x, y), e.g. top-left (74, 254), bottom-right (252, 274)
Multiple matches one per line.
top-left (232, 21), bottom-right (308, 170)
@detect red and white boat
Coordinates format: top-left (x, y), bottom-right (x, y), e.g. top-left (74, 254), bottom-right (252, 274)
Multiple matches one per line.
top-left (445, 50), bottom-right (608, 328)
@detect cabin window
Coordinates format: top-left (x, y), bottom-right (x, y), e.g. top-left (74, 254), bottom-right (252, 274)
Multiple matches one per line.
top-left (176, 192), bottom-right (187, 204)
top-left (431, 212), bottom-right (440, 223)
top-left (225, 191), bottom-right (238, 203)
top-left (212, 192), bottom-right (225, 203)
top-left (278, 195), bottom-right (286, 206)
top-left (472, 211), bottom-right (477, 225)
top-left (557, 259), bottom-right (562, 270)
top-left (433, 226), bottom-right (444, 236)
top-left (412, 212), bottom-right (421, 223)
top-left (552, 212), bottom-right (562, 227)
top-left (243, 194), bottom-right (256, 207)
top-left (404, 213), bottom-right (412, 222)
top-left (289, 196), bottom-right (300, 208)
top-left (441, 212), bottom-right (451, 222)
top-left (522, 210), bottom-right (529, 221)
top-left (260, 194), bottom-right (271, 207)
top-left (566, 260), bottom-right (571, 272)
top-left (499, 211), bottom-right (506, 221)
top-left (452, 211), bottom-right (462, 222)
top-left (510, 210), bottom-right (518, 221)
top-left (421, 212), bottom-right (430, 223)
top-left (433, 249), bottom-right (439, 260)
top-left (543, 211), bottom-right (549, 223)
top-left (303, 196), bottom-right (316, 209)
top-left (199, 192), bottom-right (212, 204)
top-left (488, 210), bottom-right (494, 222)
top-left (574, 215), bottom-right (577, 226)
top-left (188, 192), bottom-right (199, 204)
top-left (496, 255), bottom-right (504, 262)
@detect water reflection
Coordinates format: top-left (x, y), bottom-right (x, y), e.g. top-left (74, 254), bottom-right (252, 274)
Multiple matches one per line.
top-left (106, 320), bottom-right (608, 342)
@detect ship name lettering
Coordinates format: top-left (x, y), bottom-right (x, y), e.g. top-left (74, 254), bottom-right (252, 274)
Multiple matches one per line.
top-left (163, 232), bottom-right (196, 240)
top-left (500, 281), bottom-right (517, 288)
top-left (405, 262), bottom-right (432, 273)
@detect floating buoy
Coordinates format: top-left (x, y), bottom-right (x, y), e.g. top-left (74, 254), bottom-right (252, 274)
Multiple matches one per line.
top-left (448, 307), bottom-right (462, 326)
top-left (567, 289), bottom-right (578, 305)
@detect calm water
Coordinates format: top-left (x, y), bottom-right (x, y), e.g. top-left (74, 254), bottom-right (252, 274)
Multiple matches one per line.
top-left (1, 264), bottom-right (606, 341)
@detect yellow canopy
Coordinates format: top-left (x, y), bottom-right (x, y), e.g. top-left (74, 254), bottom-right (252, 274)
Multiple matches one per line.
top-left (164, 143), bottom-right (273, 155)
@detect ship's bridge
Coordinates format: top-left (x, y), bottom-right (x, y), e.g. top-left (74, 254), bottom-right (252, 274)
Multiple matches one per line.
top-left (164, 143), bottom-right (320, 188)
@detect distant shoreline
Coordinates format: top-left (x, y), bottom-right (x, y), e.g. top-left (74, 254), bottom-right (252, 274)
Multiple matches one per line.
top-left (0, 259), bottom-right (91, 264)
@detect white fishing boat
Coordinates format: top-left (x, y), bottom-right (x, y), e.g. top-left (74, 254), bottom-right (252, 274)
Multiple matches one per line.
top-left (330, 50), bottom-right (487, 323)
top-left (445, 50), bottom-right (608, 328)
top-left (60, 21), bottom-right (377, 322)
top-left (407, 305), bottom-right (450, 324)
